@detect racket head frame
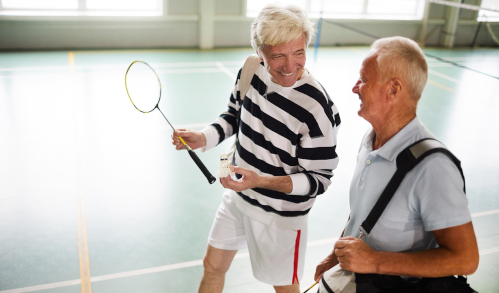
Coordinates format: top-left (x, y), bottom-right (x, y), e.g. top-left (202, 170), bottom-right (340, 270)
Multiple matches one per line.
top-left (125, 60), bottom-right (162, 114)
top-left (125, 60), bottom-right (181, 141)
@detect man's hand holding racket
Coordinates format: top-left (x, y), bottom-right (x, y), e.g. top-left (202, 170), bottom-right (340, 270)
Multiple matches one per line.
top-left (171, 129), bottom-right (206, 151)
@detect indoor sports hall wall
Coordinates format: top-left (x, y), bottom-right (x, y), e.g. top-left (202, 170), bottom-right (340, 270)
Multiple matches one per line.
top-left (0, 0), bottom-right (497, 50)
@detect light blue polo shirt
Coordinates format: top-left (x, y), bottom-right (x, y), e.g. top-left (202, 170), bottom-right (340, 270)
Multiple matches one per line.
top-left (343, 117), bottom-right (471, 253)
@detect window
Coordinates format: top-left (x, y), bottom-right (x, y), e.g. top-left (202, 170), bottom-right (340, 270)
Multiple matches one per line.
top-left (477, 0), bottom-right (499, 22)
top-left (247, 0), bottom-right (426, 20)
top-left (0, 0), bottom-right (163, 16)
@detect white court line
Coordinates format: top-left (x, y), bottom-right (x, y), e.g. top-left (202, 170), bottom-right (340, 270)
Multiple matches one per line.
top-left (427, 63), bottom-right (455, 68)
top-left (157, 68), bottom-right (224, 74)
top-left (0, 280), bottom-right (82, 293)
top-left (0, 67), bottom-right (242, 79)
top-left (0, 238), bottom-right (340, 292)
top-left (90, 259), bottom-right (203, 282)
top-left (480, 247), bottom-right (499, 256)
top-left (308, 237), bottom-right (339, 247)
top-left (3, 214), bottom-right (496, 292)
top-left (472, 209), bottom-right (499, 218)
top-left (216, 62), bottom-right (237, 81)
top-left (1, 213), bottom-right (498, 292)
top-left (176, 122), bottom-right (209, 129)
top-left (4, 56), bottom-right (496, 72)
top-left (0, 61), bottom-right (244, 72)
top-left (426, 56), bottom-right (499, 62)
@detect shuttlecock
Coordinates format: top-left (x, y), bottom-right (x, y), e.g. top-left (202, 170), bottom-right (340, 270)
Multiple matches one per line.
top-left (217, 154), bottom-right (233, 178)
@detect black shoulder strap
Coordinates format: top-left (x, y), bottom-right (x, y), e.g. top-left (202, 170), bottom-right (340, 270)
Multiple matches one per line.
top-left (359, 138), bottom-right (465, 238)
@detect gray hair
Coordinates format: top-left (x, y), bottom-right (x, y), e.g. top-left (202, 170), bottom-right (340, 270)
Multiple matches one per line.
top-left (250, 3), bottom-right (315, 51)
top-left (370, 37), bottom-right (428, 101)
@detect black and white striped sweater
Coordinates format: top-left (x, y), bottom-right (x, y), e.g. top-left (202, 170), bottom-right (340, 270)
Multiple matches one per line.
top-left (202, 63), bottom-right (340, 229)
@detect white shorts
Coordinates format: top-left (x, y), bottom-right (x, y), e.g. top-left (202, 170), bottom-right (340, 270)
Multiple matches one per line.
top-left (208, 191), bottom-right (308, 286)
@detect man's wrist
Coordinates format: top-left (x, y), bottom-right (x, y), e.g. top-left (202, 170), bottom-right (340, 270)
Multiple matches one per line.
top-left (257, 175), bottom-right (292, 194)
top-left (371, 251), bottom-right (383, 274)
top-left (255, 174), bottom-right (266, 189)
top-left (200, 132), bottom-right (207, 147)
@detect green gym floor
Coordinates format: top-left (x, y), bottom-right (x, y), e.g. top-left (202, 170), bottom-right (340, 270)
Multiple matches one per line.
top-left (0, 46), bottom-right (498, 293)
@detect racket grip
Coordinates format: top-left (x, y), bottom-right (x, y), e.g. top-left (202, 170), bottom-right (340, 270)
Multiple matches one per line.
top-left (188, 150), bottom-right (216, 184)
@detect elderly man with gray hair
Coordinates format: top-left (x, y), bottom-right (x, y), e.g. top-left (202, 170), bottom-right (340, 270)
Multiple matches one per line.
top-left (171, 4), bottom-right (340, 293)
top-left (314, 36), bottom-right (479, 293)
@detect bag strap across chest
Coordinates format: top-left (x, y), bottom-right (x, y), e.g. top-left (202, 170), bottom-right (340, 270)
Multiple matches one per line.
top-left (239, 54), bottom-right (261, 101)
top-left (227, 54), bottom-right (261, 164)
top-left (359, 138), bottom-right (466, 238)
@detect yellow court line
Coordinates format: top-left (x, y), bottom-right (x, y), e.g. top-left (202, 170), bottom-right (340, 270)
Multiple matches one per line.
top-left (427, 79), bottom-right (458, 94)
top-left (348, 47), bottom-right (369, 56)
top-left (77, 186), bottom-right (92, 293)
top-left (71, 50), bottom-right (92, 293)
top-left (69, 51), bottom-right (75, 69)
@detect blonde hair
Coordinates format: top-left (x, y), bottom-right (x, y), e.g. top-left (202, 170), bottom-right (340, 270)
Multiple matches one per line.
top-left (371, 37), bottom-right (428, 100)
top-left (251, 3), bottom-right (315, 51)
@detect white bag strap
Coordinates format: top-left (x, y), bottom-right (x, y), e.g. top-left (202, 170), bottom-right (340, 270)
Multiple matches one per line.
top-left (238, 54), bottom-right (261, 102)
top-left (227, 54), bottom-right (261, 165)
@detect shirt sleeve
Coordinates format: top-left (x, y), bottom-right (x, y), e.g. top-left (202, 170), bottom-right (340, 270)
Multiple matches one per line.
top-left (200, 68), bottom-right (242, 152)
top-left (290, 93), bottom-right (341, 196)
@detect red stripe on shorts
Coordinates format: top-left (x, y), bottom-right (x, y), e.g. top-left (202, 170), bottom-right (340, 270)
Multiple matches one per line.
top-left (292, 230), bottom-right (301, 284)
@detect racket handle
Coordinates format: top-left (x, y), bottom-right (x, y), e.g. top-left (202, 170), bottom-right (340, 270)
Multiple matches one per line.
top-left (187, 149), bottom-right (216, 184)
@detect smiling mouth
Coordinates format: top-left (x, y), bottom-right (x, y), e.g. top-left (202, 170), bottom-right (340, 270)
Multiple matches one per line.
top-left (279, 71), bottom-right (294, 76)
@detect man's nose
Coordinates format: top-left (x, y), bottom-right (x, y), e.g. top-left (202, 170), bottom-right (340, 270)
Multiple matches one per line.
top-left (283, 57), bottom-right (294, 72)
top-left (352, 81), bottom-right (360, 93)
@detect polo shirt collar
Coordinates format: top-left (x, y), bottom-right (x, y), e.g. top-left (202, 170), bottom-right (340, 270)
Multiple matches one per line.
top-left (362, 117), bottom-right (422, 162)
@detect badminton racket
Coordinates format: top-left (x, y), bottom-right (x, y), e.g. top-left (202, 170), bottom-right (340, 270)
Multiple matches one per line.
top-left (303, 282), bottom-right (318, 293)
top-left (125, 60), bottom-right (216, 184)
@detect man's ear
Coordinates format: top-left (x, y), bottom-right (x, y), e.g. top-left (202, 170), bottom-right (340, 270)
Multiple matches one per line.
top-left (256, 50), bottom-right (264, 62)
top-left (388, 78), bottom-right (403, 99)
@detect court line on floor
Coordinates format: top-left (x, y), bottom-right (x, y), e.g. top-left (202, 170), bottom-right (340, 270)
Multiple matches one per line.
top-left (2, 212), bottom-right (498, 293)
top-left (1, 57), bottom-right (481, 73)
top-left (71, 50), bottom-right (93, 293)
top-left (480, 247), bottom-right (499, 256)
top-left (0, 238), bottom-right (337, 293)
top-left (0, 61), bottom-right (243, 72)
top-left (216, 62), bottom-right (237, 80)
top-left (0, 61), bottom-right (483, 84)
top-left (428, 69), bottom-right (460, 83)
top-left (77, 187), bottom-right (92, 293)
top-left (427, 79), bottom-right (458, 94)
top-left (0, 280), bottom-right (83, 293)
top-left (471, 209), bottom-right (499, 218)
top-left (176, 122), bottom-right (210, 129)
top-left (90, 237), bottom-right (339, 282)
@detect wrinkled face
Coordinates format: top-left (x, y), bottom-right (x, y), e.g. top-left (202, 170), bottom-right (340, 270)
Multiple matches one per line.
top-left (352, 54), bottom-right (386, 123)
top-left (257, 34), bottom-right (307, 87)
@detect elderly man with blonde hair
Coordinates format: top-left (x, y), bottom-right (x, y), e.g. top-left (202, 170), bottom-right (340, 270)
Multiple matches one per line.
top-left (172, 4), bottom-right (340, 293)
top-left (315, 36), bottom-right (479, 292)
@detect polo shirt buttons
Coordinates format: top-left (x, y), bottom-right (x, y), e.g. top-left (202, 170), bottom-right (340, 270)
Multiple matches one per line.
top-left (366, 159), bottom-right (371, 165)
